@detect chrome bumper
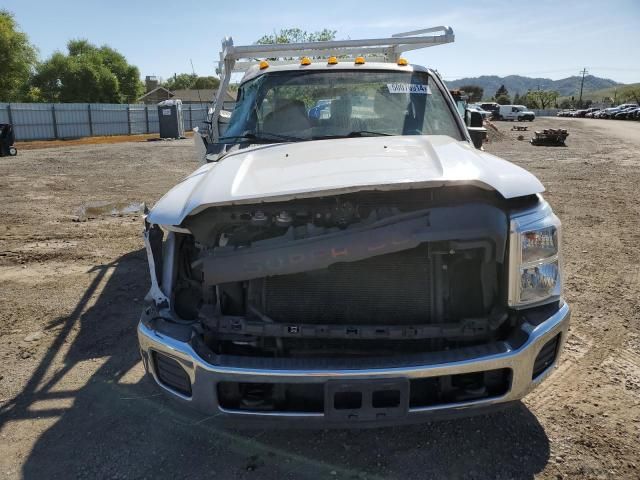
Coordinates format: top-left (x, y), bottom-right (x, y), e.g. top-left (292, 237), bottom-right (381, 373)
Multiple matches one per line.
top-left (137, 302), bottom-right (570, 425)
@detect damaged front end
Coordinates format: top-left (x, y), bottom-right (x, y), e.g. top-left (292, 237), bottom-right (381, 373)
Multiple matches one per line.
top-left (139, 186), bottom-right (569, 425)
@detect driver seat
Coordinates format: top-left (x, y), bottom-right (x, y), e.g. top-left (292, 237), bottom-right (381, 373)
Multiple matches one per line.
top-left (262, 100), bottom-right (311, 134)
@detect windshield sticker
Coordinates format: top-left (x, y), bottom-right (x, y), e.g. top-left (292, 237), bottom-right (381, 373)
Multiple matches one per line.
top-left (387, 83), bottom-right (432, 94)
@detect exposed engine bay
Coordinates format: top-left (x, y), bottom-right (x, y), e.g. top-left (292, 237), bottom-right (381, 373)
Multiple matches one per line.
top-left (148, 187), bottom-right (537, 359)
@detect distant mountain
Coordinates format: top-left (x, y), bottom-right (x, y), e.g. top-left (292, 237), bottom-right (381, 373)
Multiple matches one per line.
top-left (445, 75), bottom-right (622, 99)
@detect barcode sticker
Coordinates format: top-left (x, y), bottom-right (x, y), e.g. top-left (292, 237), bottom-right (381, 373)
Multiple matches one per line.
top-left (387, 83), bottom-right (431, 94)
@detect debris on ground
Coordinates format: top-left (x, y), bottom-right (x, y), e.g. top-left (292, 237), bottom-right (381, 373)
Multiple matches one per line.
top-left (23, 331), bottom-right (44, 342)
top-left (531, 128), bottom-right (569, 146)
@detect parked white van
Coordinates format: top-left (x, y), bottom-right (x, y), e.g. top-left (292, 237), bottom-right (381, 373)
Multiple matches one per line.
top-left (497, 105), bottom-right (535, 121)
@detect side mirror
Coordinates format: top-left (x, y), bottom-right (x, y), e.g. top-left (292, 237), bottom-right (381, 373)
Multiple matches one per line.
top-left (465, 109), bottom-right (484, 127)
top-left (464, 109), bottom-right (486, 149)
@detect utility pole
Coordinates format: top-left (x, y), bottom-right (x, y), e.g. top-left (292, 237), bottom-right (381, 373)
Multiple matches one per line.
top-left (578, 67), bottom-right (588, 108)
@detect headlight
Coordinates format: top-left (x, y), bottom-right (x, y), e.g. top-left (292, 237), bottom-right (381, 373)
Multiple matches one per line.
top-left (508, 202), bottom-right (562, 308)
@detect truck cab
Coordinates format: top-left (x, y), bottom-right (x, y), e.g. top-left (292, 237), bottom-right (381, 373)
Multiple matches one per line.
top-left (138, 27), bottom-right (569, 427)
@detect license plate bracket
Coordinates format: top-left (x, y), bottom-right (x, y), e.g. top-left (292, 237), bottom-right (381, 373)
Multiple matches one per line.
top-left (324, 378), bottom-right (409, 422)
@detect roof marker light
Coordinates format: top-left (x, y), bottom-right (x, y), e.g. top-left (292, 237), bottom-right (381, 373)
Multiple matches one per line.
top-left (354, 56), bottom-right (365, 65)
top-left (259, 60), bottom-right (269, 70)
top-left (327, 56), bottom-right (338, 65)
top-left (397, 58), bottom-right (409, 66)
top-left (300, 57), bottom-right (311, 66)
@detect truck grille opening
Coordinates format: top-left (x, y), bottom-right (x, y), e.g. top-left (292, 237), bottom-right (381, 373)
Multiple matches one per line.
top-left (244, 242), bottom-right (492, 328)
top-left (409, 368), bottom-right (511, 408)
top-left (203, 239), bottom-right (504, 358)
top-left (248, 245), bottom-right (433, 325)
top-left (153, 352), bottom-right (192, 397)
top-left (182, 194), bottom-right (510, 360)
top-left (216, 369), bottom-right (511, 414)
top-left (217, 382), bottom-right (324, 413)
top-left (532, 334), bottom-right (560, 379)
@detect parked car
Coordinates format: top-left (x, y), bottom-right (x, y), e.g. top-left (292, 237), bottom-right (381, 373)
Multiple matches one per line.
top-left (602, 104), bottom-right (638, 119)
top-left (478, 102), bottom-right (500, 119)
top-left (557, 109), bottom-right (576, 117)
top-left (496, 104), bottom-right (535, 121)
top-left (597, 107), bottom-right (620, 119)
top-left (139, 28), bottom-right (569, 427)
top-left (585, 108), bottom-right (600, 118)
top-left (573, 108), bottom-right (598, 118)
top-left (467, 104), bottom-right (491, 118)
top-left (479, 102), bottom-right (500, 113)
top-left (614, 106), bottom-right (639, 120)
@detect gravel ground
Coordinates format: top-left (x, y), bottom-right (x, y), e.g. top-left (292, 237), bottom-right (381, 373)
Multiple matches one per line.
top-left (0, 118), bottom-right (639, 479)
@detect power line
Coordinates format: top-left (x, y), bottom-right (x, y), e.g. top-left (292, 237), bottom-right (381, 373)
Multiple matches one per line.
top-left (578, 67), bottom-right (589, 107)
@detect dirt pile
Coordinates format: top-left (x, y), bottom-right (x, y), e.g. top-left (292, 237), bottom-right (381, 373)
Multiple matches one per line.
top-left (484, 119), bottom-right (507, 143)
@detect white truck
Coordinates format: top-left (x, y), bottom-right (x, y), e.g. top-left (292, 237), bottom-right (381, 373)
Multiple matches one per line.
top-left (138, 27), bottom-right (569, 426)
top-left (497, 104), bottom-right (536, 121)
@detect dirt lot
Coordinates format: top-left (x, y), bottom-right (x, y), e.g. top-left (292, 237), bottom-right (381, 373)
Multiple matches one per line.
top-left (15, 132), bottom-right (194, 151)
top-left (1, 118), bottom-right (639, 479)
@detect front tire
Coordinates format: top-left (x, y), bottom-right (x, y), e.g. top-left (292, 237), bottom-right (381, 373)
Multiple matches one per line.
top-left (9, 147), bottom-right (17, 156)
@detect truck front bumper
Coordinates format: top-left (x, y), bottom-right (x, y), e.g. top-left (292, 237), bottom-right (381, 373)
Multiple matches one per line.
top-left (137, 302), bottom-right (570, 426)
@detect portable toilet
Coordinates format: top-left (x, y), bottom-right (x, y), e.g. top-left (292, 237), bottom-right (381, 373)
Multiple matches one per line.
top-left (157, 99), bottom-right (185, 139)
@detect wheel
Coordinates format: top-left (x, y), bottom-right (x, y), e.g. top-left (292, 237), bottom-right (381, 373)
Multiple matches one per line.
top-left (9, 146), bottom-right (17, 156)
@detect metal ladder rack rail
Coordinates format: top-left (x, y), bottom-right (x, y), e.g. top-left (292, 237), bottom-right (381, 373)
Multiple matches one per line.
top-left (208, 26), bottom-right (455, 140)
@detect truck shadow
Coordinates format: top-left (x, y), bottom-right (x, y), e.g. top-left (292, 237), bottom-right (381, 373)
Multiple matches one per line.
top-left (4, 249), bottom-right (550, 479)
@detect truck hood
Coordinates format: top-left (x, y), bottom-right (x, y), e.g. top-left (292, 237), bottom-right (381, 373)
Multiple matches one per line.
top-left (148, 135), bottom-right (544, 226)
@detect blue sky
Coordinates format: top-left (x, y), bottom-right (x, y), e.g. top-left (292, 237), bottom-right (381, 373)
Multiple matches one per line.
top-left (5, 0), bottom-right (640, 83)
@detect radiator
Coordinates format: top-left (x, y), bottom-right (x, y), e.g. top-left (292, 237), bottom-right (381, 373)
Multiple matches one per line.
top-left (248, 245), bottom-right (432, 325)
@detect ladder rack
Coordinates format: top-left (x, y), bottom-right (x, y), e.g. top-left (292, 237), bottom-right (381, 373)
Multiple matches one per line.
top-left (207, 26), bottom-right (455, 139)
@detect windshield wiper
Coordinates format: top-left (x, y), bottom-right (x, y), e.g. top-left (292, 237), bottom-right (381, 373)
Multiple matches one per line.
top-left (348, 130), bottom-right (393, 137)
top-left (313, 130), bottom-right (393, 140)
top-left (218, 132), bottom-right (307, 143)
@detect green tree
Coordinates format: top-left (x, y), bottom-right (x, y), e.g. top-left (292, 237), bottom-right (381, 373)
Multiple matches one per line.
top-left (495, 84), bottom-right (509, 98)
top-left (513, 92), bottom-right (521, 105)
top-left (31, 39), bottom-right (143, 103)
top-left (164, 73), bottom-right (220, 91)
top-left (495, 94), bottom-right (511, 105)
top-left (620, 85), bottom-right (640, 104)
top-left (256, 28), bottom-right (337, 61)
top-left (193, 76), bottom-right (220, 89)
top-left (256, 28), bottom-right (336, 45)
top-left (458, 84), bottom-right (483, 103)
top-left (525, 90), bottom-right (559, 109)
top-left (0, 10), bottom-right (38, 102)
top-left (559, 99), bottom-right (572, 109)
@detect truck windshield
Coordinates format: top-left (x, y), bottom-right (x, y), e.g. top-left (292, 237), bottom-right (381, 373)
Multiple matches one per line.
top-left (220, 70), bottom-right (463, 143)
